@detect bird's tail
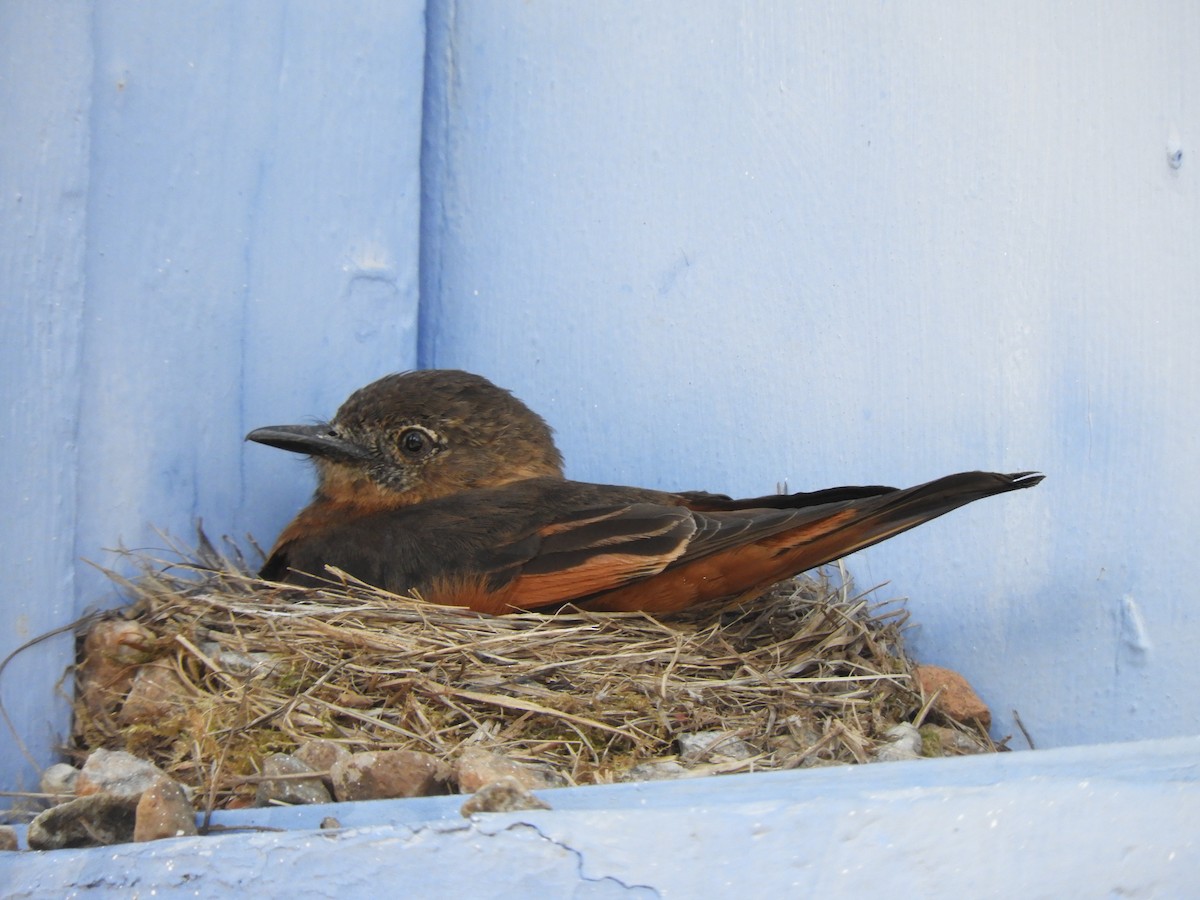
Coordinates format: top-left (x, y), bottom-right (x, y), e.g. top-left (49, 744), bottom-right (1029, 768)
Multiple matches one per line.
top-left (769, 470), bottom-right (1044, 570)
top-left (580, 470), bottom-right (1044, 613)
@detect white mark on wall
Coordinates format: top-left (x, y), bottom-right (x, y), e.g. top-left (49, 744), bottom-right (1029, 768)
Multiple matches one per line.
top-left (1119, 595), bottom-right (1152, 663)
top-left (340, 243), bottom-right (418, 346)
top-left (345, 242), bottom-right (393, 272)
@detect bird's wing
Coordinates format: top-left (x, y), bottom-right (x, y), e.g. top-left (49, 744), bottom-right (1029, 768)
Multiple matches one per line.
top-left (264, 471), bottom-right (1043, 615)
top-left (258, 495), bottom-right (705, 609)
top-left (494, 501), bottom-right (828, 609)
top-left (484, 504), bottom-right (699, 609)
top-left (456, 471), bottom-right (1045, 611)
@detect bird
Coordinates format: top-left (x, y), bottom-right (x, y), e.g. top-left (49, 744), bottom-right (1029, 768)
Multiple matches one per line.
top-left (246, 370), bottom-right (1042, 615)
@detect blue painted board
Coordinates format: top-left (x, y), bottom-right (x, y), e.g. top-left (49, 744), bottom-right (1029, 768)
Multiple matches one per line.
top-left (419, 1), bottom-right (1200, 750)
top-left (0, 0), bottom-right (425, 793)
top-left (0, 3), bottom-right (94, 794)
top-left (3, 735), bottom-right (1197, 896)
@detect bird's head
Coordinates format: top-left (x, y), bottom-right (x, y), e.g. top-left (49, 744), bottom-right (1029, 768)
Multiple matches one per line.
top-left (247, 370), bottom-right (565, 509)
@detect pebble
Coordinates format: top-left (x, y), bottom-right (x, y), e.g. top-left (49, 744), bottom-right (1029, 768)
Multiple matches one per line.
top-left (677, 730), bottom-right (754, 762)
top-left (915, 664), bottom-right (992, 728)
top-left (294, 739), bottom-right (351, 790)
top-left (117, 659), bottom-right (190, 725)
top-left (460, 777), bottom-right (551, 817)
top-left (920, 724), bottom-right (988, 756)
top-left (27, 793), bottom-right (139, 850)
top-left (871, 723), bottom-right (923, 762)
top-left (0, 826), bottom-right (17, 851)
top-left (75, 749), bottom-right (169, 799)
top-left (40, 763), bottom-right (80, 798)
top-left (455, 748), bottom-right (564, 793)
top-left (78, 619), bottom-right (156, 717)
top-left (255, 753), bottom-right (332, 806)
top-left (134, 778), bottom-right (198, 841)
top-left (199, 642), bottom-right (281, 678)
top-left (330, 750), bottom-right (449, 802)
top-left (622, 760), bottom-right (690, 782)
top-left (783, 713), bottom-right (823, 749)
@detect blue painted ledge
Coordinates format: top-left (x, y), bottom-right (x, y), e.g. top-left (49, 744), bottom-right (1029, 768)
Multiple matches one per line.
top-left (3, 735), bottom-right (1197, 897)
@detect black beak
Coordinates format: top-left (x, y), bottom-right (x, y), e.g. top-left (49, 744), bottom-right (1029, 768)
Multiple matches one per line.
top-left (245, 424), bottom-right (373, 463)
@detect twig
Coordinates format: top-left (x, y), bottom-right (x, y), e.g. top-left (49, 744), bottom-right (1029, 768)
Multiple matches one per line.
top-left (1012, 709), bottom-right (1036, 750)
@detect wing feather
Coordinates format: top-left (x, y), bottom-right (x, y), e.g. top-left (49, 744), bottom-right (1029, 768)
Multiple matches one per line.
top-left (504, 505), bottom-right (696, 606)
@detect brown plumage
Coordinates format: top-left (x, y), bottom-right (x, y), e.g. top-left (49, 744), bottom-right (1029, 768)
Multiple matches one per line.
top-left (247, 370), bottom-right (1042, 615)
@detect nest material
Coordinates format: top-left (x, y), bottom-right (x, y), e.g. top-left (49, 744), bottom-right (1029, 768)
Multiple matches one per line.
top-left (72, 538), bottom-right (996, 809)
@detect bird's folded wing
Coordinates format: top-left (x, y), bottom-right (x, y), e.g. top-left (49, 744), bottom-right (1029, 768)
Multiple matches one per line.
top-left (501, 502), bottom-right (813, 608)
top-left (502, 471), bottom-right (1044, 611)
top-left (505, 504), bottom-right (697, 605)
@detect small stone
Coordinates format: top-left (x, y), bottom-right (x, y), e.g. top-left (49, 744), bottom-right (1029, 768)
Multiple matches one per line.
top-left (915, 664), bottom-right (992, 729)
top-left (78, 619), bottom-right (157, 718)
top-left (872, 723), bottom-right (923, 762)
top-left (76, 748), bottom-right (169, 799)
top-left (455, 748), bottom-right (563, 793)
top-left (134, 778), bottom-right (198, 841)
top-left (27, 793), bottom-right (139, 850)
top-left (677, 730), bottom-right (754, 762)
top-left (255, 753), bottom-right (332, 806)
top-left (622, 760), bottom-right (689, 782)
top-left (117, 659), bottom-right (191, 725)
top-left (783, 714), bottom-right (823, 750)
top-left (320, 816), bottom-right (342, 830)
top-left (919, 724), bottom-right (945, 757)
top-left (921, 724), bottom-right (989, 757)
top-left (294, 739), bottom-right (351, 790)
top-left (200, 642), bottom-right (282, 678)
top-left (330, 750), bottom-right (449, 802)
top-left (460, 777), bottom-right (551, 817)
top-left (0, 826), bottom-right (18, 851)
top-left (40, 763), bottom-right (80, 798)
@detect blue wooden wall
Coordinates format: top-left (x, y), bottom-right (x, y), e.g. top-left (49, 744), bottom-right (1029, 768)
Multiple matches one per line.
top-left (1, 1), bottom-right (425, 790)
top-left (420, 2), bottom-right (1200, 752)
top-left (2, 2), bottom-right (1199, 888)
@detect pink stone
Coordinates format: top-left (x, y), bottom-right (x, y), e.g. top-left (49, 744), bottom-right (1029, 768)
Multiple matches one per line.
top-left (915, 664), bottom-right (992, 729)
top-left (330, 750), bottom-right (449, 802)
top-left (134, 778), bottom-right (198, 841)
top-left (455, 747), bottom-right (562, 793)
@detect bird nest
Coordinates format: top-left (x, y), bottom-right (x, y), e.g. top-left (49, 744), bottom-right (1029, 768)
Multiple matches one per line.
top-left (69, 536), bottom-right (997, 810)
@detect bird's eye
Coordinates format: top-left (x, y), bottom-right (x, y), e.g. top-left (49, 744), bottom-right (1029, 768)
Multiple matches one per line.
top-left (398, 427), bottom-right (437, 459)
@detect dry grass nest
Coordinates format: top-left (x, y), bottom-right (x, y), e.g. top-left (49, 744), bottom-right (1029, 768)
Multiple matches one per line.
top-left (70, 534), bottom-right (998, 809)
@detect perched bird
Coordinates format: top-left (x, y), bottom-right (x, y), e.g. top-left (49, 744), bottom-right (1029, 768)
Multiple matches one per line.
top-left (247, 370), bottom-right (1042, 615)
